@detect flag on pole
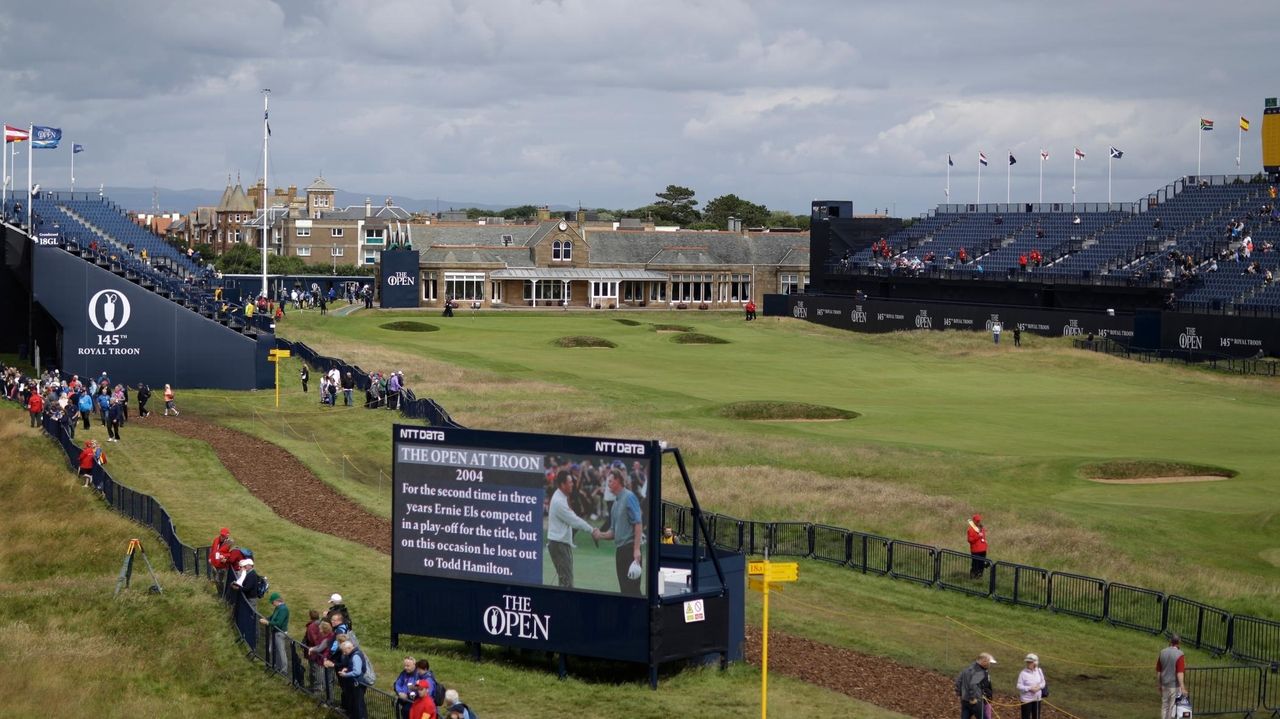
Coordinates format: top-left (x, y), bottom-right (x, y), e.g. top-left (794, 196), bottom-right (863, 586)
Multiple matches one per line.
top-left (4, 125), bottom-right (29, 143)
top-left (1008, 153), bottom-right (1017, 165)
top-left (979, 152), bottom-right (988, 166)
top-left (265, 109), bottom-right (271, 137)
top-left (1200, 118), bottom-right (1214, 131)
top-left (1074, 147), bottom-right (1086, 160)
top-left (31, 126), bottom-right (61, 149)
top-left (947, 154), bottom-right (954, 166)
top-left (73, 144), bottom-right (84, 154)
top-left (1040, 149), bottom-right (1049, 161)
top-left (1109, 146), bottom-right (1123, 159)
top-left (1239, 116), bottom-right (1250, 132)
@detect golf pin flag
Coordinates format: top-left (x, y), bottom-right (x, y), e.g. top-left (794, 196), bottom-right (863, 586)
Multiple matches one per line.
top-left (1201, 118), bottom-right (1214, 131)
top-left (1240, 116), bottom-right (1250, 132)
top-left (979, 152), bottom-right (989, 166)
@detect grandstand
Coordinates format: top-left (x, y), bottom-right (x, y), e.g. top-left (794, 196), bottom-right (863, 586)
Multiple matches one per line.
top-left (824, 175), bottom-right (1279, 314)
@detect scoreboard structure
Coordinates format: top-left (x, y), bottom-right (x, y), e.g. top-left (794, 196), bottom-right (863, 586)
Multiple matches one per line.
top-left (1263, 98), bottom-right (1280, 174)
top-left (389, 424), bottom-right (743, 684)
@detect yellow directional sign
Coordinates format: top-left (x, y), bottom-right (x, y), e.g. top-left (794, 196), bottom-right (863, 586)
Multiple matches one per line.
top-left (748, 559), bottom-right (801, 719)
top-left (767, 563), bottom-right (798, 582)
top-left (748, 577), bottom-right (785, 593)
top-left (748, 561), bottom-right (767, 575)
top-left (267, 350), bottom-right (292, 407)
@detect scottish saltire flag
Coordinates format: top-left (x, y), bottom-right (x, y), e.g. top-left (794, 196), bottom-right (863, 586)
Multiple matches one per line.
top-left (947, 154), bottom-right (954, 167)
top-left (1109, 146), bottom-right (1123, 159)
top-left (73, 144), bottom-right (84, 154)
top-left (31, 125), bottom-right (61, 148)
top-left (979, 152), bottom-right (989, 166)
top-left (1200, 118), bottom-right (1214, 131)
top-left (4, 125), bottom-right (29, 143)
top-left (1008, 153), bottom-right (1017, 165)
top-left (1074, 147), bottom-right (1086, 160)
top-left (1040, 149), bottom-right (1049, 161)
top-left (1240, 116), bottom-right (1250, 131)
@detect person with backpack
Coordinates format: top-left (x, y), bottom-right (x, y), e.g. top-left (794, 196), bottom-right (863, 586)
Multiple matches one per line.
top-left (78, 391), bottom-right (94, 430)
top-left (442, 689), bottom-right (477, 719)
top-left (394, 657), bottom-right (425, 719)
top-left (327, 639), bottom-right (373, 719)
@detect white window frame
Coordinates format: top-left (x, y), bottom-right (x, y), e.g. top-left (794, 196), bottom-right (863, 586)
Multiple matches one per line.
top-left (445, 272), bottom-right (485, 300)
top-left (562, 240), bottom-right (573, 261)
top-left (364, 228), bottom-right (384, 246)
top-left (330, 246), bottom-right (344, 257)
top-left (422, 272), bottom-right (437, 301)
top-left (780, 273), bottom-right (800, 294)
top-left (330, 228), bottom-right (344, 237)
top-left (364, 250), bottom-right (378, 265)
top-left (297, 227), bottom-right (311, 237)
top-left (296, 246), bottom-right (312, 257)
top-left (523, 281), bottom-right (564, 301)
top-left (552, 240), bottom-right (561, 261)
top-left (490, 281), bottom-right (503, 302)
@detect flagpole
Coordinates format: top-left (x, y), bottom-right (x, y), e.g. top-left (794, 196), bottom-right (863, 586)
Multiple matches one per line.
top-left (1197, 124), bottom-right (1203, 177)
top-left (977, 155), bottom-right (982, 206)
top-left (2, 132), bottom-right (7, 211)
top-left (1038, 153), bottom-right (1043, 205)
top-left (1072, 152), bottom-right (1077, 208)
top-left (26, 124), bottom-right (33, 230)
top-left (71, 143), bottom-right (75, 194)
top-left (945, 159), bottom-right (950, 204)
top-left (261, 88), bottom-right (271, 299)
top-left (1006, 150), bottom-right (1011, 204)
top-left (1108, 152), bottom-right (1112, 205)
top-left (1237, 121), bottom-right (1242, 170)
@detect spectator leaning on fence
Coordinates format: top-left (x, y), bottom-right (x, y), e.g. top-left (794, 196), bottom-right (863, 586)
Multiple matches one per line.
top-left (259, 591), bottom-right (290, 673)
top-left (443, 689), bottom-right (477, 719)
top-left (1157, 634), bottom-right (1186, 719)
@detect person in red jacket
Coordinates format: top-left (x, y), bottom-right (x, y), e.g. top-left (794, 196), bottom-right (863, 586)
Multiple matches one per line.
top-left (27, 391), bottom-right (44, 427)
top-left (209, 528), bottom-right (233, 572)
top-left (967, 514), bottom-right (988, 579)
top-left (744, 300), bottom-right (757, 321)
top-left (78, 439), bottom-right (100, 488)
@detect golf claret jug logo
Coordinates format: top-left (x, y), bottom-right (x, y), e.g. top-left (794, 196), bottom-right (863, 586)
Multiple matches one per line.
top-left (483, 594), bottom-right (550, 640)
top-left (387, 271), bottom-right (416, 286)
top-left (89, 290), bottom-right (131, 332)
top-left (792, 301), bottom-right (808, 319)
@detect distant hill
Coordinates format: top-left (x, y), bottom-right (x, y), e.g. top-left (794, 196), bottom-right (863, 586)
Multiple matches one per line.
top-left (90, 186), bottom-right (573, 215)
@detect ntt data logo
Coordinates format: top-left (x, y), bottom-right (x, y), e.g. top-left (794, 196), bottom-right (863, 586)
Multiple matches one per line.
top-left (483, 595), bottom-right (550, 640)
top-left (88, 290), bottom-right (131, 332)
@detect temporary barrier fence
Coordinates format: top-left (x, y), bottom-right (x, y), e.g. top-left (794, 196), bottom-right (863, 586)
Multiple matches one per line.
top-left (991, 561), bottom-right (1050, 609)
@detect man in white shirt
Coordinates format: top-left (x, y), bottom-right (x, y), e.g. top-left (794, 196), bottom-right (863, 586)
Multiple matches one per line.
top-left (547, 470), bottom-right (597, 588)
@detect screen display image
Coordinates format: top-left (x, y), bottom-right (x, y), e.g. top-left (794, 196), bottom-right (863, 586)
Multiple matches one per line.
top-left (394, 439), bottom-right (653, 598)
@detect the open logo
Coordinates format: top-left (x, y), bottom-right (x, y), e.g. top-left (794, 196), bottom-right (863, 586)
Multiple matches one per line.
top-left (88, 290), bottom-right (131, 332)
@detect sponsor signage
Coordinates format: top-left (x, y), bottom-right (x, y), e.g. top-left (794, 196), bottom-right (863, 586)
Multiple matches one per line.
top-left (36, 231), bottom-right (60, 246)
top-left (380, 248), bottom-right (421, 308)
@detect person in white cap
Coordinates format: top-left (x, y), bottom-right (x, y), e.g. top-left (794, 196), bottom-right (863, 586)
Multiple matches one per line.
top-left (329, 593), bottom-right (352, 629)
top-left (954, 652), bottom-right (996, 719)
top-left (1016, 653), bottom-right (1046, 718)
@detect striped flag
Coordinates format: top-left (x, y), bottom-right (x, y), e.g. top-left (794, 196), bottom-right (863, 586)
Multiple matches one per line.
top-left (1240, 116), bottom-right (1250, 132)
top-left (1074, 147), bottom-right (1086, 160)
top-left (979, 152), bottom-right (988, 166)
top-left (1201, 118), bottom-right (1214, 131)
top-left (4, 125), bottom-right (29, 143)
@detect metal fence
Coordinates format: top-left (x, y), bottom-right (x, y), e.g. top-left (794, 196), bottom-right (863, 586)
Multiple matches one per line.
top-left (15, 399), bottom-right (417, 717)
top-left (661, 500), bottom-right (1280, 670)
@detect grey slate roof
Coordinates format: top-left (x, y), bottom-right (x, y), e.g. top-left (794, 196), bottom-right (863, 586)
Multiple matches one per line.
top-left (409, 225), bottom-right (539, 247)
top-left (323, 204), bottom-right (412, 220)
top-left (584, 230), bottom-right (809, 266)
top-left (490, 268), bottom-right (668, 280)
top-left (306, 176), bottom-right (335, 192)
top-left (420, 246), bottom-right (535, 267)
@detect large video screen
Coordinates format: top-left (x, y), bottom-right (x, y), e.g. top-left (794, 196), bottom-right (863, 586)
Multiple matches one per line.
top-left (393, 427), bottom-right (657, 597)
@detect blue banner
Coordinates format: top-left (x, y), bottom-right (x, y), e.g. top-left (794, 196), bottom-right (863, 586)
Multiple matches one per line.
top-left (73, 143), bottom-right (84, 154)
top-left (31, 125), bottom-right (61, 149)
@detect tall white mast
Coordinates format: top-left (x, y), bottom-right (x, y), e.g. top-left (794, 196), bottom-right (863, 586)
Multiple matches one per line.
top-left (261, 88), bottom-right (270, 298)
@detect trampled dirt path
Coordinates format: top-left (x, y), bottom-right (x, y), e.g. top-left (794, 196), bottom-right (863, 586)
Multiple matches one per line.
top-left (163, 414), bottom-right (1073, 718)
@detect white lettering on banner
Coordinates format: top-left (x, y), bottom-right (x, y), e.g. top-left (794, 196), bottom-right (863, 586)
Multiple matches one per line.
top-left (849, 305), bottom-right (868, 324)
top-left (944, 317), bottom-right (974, 327)
top-left (1062, 319), bottom-right (1084, 336)
top-left (815, 308), bottom-right (841, 317)
top-left (594, 441), bottom-right (645, 455)
top-left (876, 312), bottom-right (904, 321)
top-left (398, 428), bottom-right (446, 441)
top-left (386, 271), bottom-right (417, 287)
top-left (1220, 336), bottom-right (1263, 348)
top-left (1018, 323), bottom-right (1050, 331)
top-left (483, 595), bottom-right (550, 640)
top-left (1179, 327), bottom-right (1203, 350)
top-left (792, 301), bottom-right (808, 319)
top-left (915, 309), bottom-right (933, 329)
top-left (984, 314), bottom-right (1002, 331)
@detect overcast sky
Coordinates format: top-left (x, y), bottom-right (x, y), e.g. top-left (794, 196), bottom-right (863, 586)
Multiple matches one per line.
top-left (1, 0), bottom-right (1275, 216)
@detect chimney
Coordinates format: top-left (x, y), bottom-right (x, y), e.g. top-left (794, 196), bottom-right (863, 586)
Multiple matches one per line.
top-left (365, 197), bottom-right (373, 218)
top-left (728, 216), bottom-right (742, 233)
top-left (536, 205), bottom-right (551, 222)
top-left (576, 208), bottom-right (586, 226)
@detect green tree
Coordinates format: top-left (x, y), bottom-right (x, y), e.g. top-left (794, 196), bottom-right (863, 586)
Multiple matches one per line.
top-left (498, 205), bottom-right (539, 221)
top-left (703, 194), bottom-right (770, 229)
top-left (765, 211), bottom-right (811, 231)
top-left (653, 184), bottom-right (700, 225)
top-left (214, 243), bottom-right (260, 274)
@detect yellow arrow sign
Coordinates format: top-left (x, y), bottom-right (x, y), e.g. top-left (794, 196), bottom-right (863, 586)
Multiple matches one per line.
top-left (748, 577), bottom-right (785, 593)
top-left (767, 563), bottom-right (799, 582)
top-left (268, 349), bottom-right (292, 358)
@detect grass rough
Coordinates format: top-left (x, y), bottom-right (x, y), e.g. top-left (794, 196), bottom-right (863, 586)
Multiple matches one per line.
top-left (1080, 460), bottom-right (1237, 480)
top-left (552, 335), bottom-right (618, 348)
top-left (379, 321), bottom-right (440, 332)
top-left (650, 323), bottom-right (694, 332)
top-left (672, 332), bottom-right (729, 344)
top-left (613, 318), bottom-right (642, 326)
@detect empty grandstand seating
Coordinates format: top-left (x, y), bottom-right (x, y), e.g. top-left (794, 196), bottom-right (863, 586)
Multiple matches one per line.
top-left (829, 176), bottom-right (1279, 314)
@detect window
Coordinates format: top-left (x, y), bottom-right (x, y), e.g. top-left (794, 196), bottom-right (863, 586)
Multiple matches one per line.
top-left (297, 227), bottom-right (311, 237)
top-left (490, 281), bottom-right (503, 302)
top-left (365, 228), bottom-right (384, 245)
top-left (330, 246), bottom-right (344, 257)
top-left (364, 251), bottom-right (378, 265)
top-left (234, 231), bottom-right (243, 243)
top-left (649, 282), bottom-right (667, 302)
top-left (422, 272), bottom-right (437, 301)
top-left (552, 241), bottom-right (561, 261)
top-left (330, 228), bottom-right (344, 237)
top-left (501, 234), bottom-right (514, 247)
top-left (522, 281), bottom-right (564, 302)
top-left (296, 246), bottom-right (311, 257)
top-left (730, 273), bottom-right (751, 302)
top-left (671, 273), bottom-right (713, 303)
top-left (562, 240), bottom-right (573, 261)
top-left (622, 281), bottom-right (645, 301)
top-left (314, 195), bottom-right (330, 208)
top-left (444, 272), bottom-right (485, 300)
top-left (591, 281), bottom-right (618, 298)
top-left (780, 273), bottom-right (801, 294)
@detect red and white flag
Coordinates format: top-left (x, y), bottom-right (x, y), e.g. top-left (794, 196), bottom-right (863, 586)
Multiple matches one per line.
top-left (4, 125), bottom-right (30, 143)
top-left (1040, 149), bottom-right (1049, 161)
top-left (1073, 147), bottom-right (1086, 160)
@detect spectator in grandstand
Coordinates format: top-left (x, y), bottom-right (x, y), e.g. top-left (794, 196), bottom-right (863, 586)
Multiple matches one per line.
top-left (1019, 254), bottom-right (1028, 272)
top-left (548, 470), bottom-right (598, 588)
top-left (1072, 214), bottom-right (1081, 224)
top-left (259, 591), bottom-right (290, 673)
top-left (954, 652), bottom-right (996, 719)
top-left (967, 514), bottom-right (988, 579)
top-left (1157, 634), bottom-right (1186, 719)
top-left (136, 383), bottom-right (151, 418)
top-left (443, 689), bottom-right (477, 719)
top-left (163, 384), bottom-right (178, 416)
top-left (1016, 653), bottom-right (1046, 719)
top-left (597, 468), bottom-right (644, 596)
